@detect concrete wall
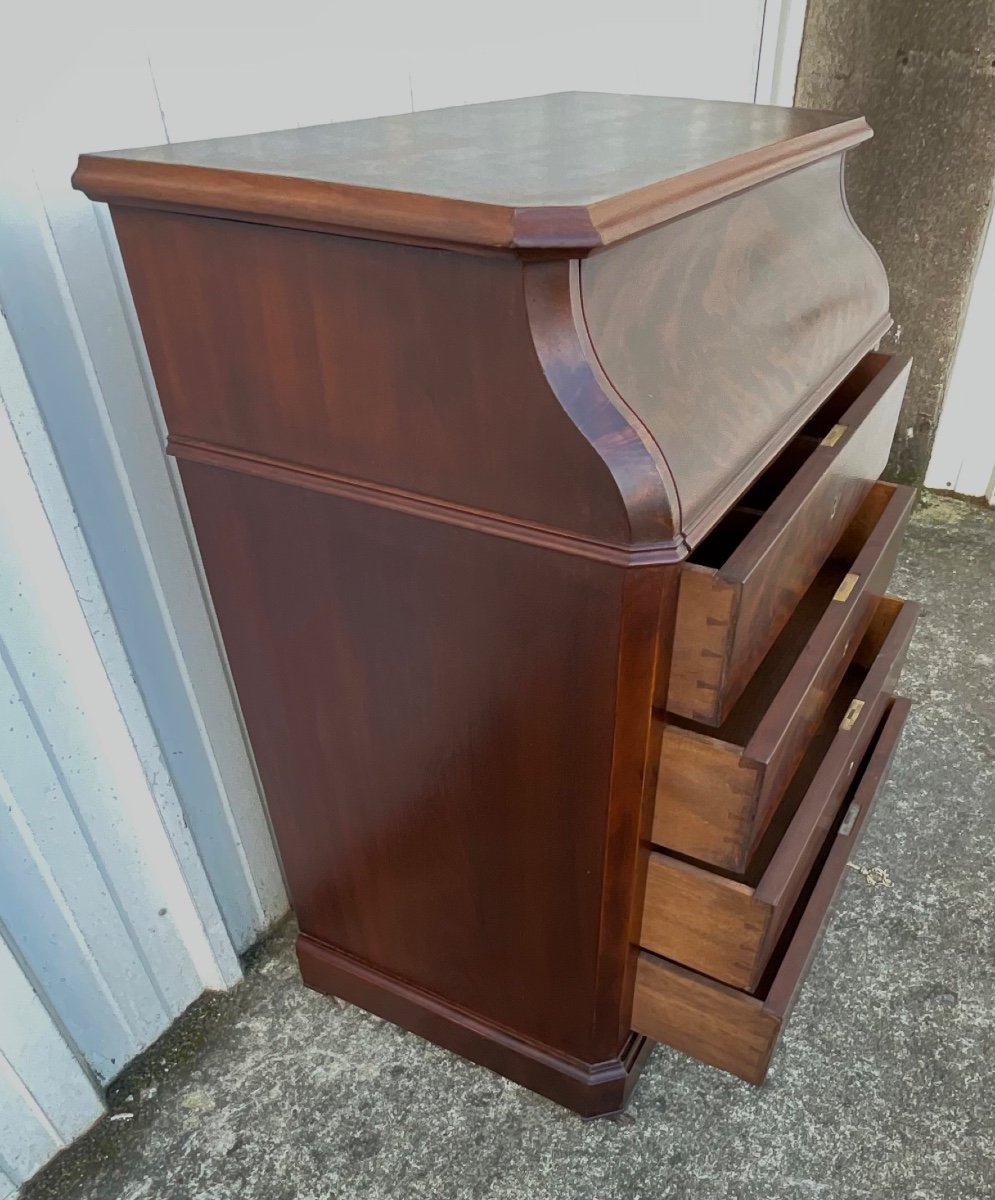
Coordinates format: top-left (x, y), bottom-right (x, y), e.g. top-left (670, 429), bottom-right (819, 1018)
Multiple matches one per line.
top-left (796, 2), bottom-right (995, 486)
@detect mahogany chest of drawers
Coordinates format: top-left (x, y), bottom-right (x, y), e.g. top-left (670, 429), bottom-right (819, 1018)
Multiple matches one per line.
top-left (74, 92), bottom-right (918, 1115)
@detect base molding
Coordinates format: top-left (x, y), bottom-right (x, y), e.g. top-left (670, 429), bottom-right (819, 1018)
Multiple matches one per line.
top-left (296, 932), bottom-right (652, 1116)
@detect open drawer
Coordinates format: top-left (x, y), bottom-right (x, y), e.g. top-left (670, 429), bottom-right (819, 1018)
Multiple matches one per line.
top-left (632, 696), bottom-right (912, 1084)
top-left (642, 596), bottom-right (918, 989)
top-left (665, 351), bottom-right (912, 726)
top-left (653, 482), bottom-right (915, 873)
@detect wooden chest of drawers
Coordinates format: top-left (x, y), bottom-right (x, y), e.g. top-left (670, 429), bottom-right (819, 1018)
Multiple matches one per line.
top-left (73, 92), bottom-right (918, 1116)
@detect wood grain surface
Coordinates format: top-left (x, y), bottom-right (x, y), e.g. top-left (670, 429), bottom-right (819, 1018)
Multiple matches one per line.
top-left (652, 483), bottom-right (914, 872)
top-left (73, 92), bottom-right (870, 252)
top-left (642, 595), bottom-right (918, 989)
top-left (88, 94), bottom-right (917, 1102)
top-left (666, 352), bottom-right (911, 724)
top-left (634, 697), bottom-right (912, 1084)
top-left (583, 157), bottom-right (892, 548)
top-left (176, 456), bottom-right (672, 1104)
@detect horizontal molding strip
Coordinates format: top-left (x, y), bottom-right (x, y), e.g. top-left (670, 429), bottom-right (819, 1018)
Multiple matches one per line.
top-left (167, 435), bottom-right (688, 567)
top-left (298, 931), bottom-right (632, 1085)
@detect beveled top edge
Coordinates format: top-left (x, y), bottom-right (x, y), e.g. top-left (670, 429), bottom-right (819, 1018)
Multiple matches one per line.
top-left (72, 92), bottom-right (871, 252)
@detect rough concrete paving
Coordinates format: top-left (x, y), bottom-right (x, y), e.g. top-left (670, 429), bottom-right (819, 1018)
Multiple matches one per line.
top-left (24, 495), bottom-right (994, 1200)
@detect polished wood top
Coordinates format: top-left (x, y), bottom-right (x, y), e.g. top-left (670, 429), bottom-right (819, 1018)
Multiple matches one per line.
top-left (73, 92), bottom-right (869, 252)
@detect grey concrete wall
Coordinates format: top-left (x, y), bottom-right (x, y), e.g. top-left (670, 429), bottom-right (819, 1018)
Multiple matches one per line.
top-left (796, 2), bottom-right (995, 485)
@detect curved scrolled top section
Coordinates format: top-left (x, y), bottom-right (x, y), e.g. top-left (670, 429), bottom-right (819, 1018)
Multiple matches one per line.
top-left (580, 154), bottom-right (891, 546)
top-left (107, 203), bottom-right (685, 563)
top-left (75, 94), bottom-right (889, 562)
top-left (523, 258), bottom-right (683, 553)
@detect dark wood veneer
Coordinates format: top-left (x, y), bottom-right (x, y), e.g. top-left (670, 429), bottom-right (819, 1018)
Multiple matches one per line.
top-left (178, 458), bottom-right (670, 1065)
top-left (633, 697), bottom-right (912, 1084)
top-left (643, 596), bottom-right (919, 989)
top-left (582, 156), bottom-right (892, 542)
top-left (664, 352), bottom-right (912, 724)
top-left (113, 208), bottom-right (673, 547)
top-left (73, 93), bottom-right (918, 1109)
top-left (653, 481), bottom-right (916, 872)
top-left (73, 92), bottom-right (871, 252)
top-left (296, 936), bottom-right (654, 1118)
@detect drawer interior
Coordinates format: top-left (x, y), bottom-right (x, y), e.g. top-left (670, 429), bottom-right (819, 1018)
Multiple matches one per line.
top-left (752, 691), bottom-right (902, 997)
top-left (670, 485), bottom-right (899, 757)
top-left (644, 596), bottom-right (915, 987)
top-left (634, 696), bottom-right (913, 1085)
top-left (688, 352), bottom-right (898, 572)
top-left (734, 592), bottom-right (907, 877)
top-left (642, 673), bottom-right (861, 983)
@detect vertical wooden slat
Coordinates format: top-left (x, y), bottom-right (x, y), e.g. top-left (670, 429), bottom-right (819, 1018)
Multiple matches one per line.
top-left (2, 39), bottom-right (288, 954)
top-left (0, 1163), bottom-right (17, 1200)
top-left (0, 705), bottom-right (165, 1079)
top-left (0, 354), bottom-right (236, 1011)
top-left (0, 309), bottom-right (244, 1183)
top-left (0, 938), bottom-right (104, 1187)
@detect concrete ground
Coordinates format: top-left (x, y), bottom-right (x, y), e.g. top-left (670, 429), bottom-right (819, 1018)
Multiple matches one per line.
top-left (23, 495), bottom-right (994, 1200)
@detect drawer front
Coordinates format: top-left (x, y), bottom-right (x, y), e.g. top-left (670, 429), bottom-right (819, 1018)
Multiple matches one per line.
top-left (641, 599), bottom-right (918, 989)
top-left (632, 697), bottom-right (912, 1084)
top-left (654, 483), bottom-right (915, 873)
top-left (667, 352), bottom-right (912, 726)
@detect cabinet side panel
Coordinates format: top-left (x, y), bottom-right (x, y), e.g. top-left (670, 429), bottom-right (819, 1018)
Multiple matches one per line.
top-left (112, 208), bottom-right (630, 542)
top-left (581, 154), bottom-right (890, 540)
top-left (178, 460), bottom-right (635, 1059)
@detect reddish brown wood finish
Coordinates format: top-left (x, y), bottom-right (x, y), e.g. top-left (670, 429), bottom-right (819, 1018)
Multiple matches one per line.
top-left (653, 482), bottom-right (915, 872)
top-left (642, 596), bottom-right (919, 988)
top-left (111, 208), bottom-right (678, 549)
top-left (72, 94), bottom-right (919, 1103)
top-left (296, 931), bottom-right (656, 1118)
top-left (176, 453), bottom-right (673, 1098)
top-left (663, 352), bottom-right (912, 724)
top-left (582, 158), bottom-right (893, 545)
top-left (633, 697), bottom-right (913, 1084)
top-left (111, 204), bottom-right (682, 1109)
top-left (72, 92), bottom-right (871, 253)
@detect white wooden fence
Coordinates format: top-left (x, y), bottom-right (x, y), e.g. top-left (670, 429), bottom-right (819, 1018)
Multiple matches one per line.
top-left (0, 311), bottom-right (251, 1191)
